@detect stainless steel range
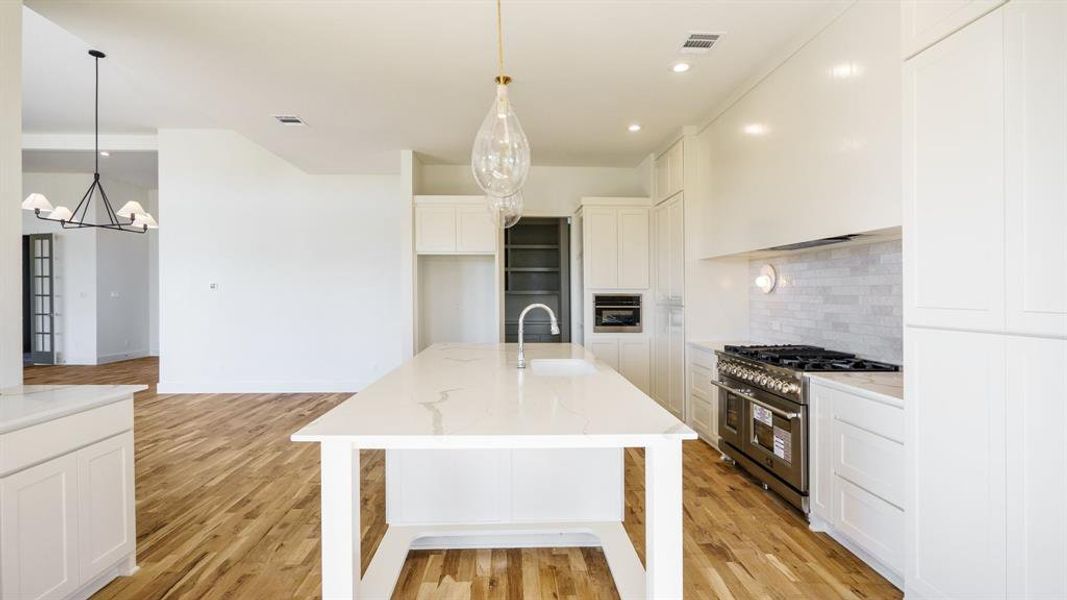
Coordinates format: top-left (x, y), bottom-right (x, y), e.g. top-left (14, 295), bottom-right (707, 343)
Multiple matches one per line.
top-left (713, 345), bottom-right (899, 513)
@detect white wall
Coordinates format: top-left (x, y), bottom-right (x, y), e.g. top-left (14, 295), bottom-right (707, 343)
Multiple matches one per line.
top-left (417, 255), bottom-right (497, 351)
top-left (21, 172), bottom-right (154, 364)
top-left (419, 164), bottom-right (648, 216)
top-left (0, 3), bottom-right (21, 386)
top-left (95, 177), bottom-right (152, 363)
top-left (697, 1), bottom-right (902, 258)
top-left (157, 129), bottom-right (406, 392)
top-left (147, 189), bottom-right (159, 355)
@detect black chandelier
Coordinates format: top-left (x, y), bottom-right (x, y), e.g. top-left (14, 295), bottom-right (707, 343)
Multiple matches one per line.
top-left (21, 50), bottom-right (158, 233)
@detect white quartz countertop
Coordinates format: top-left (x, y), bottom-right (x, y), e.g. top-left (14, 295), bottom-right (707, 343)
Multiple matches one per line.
top-left (687, 339), bottom-right (751, 353)
top-left (292, 343), bottom-right (697, 448)
top-left (0, 384), bottom-right (146, 434)
top-left (806, 372), bottom-right (904, 404)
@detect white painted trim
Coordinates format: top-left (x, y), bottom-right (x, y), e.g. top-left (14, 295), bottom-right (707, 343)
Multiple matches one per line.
top-left (413, 194), bottom-right (486, 206)
top-left (361, 522), bottom-right (646, 600)
top-left (155, 381), bottom-right (364, 394)
top-left (579, 196), bottom-right (651, 208)
top-left (820, 524), bottom-right (904, 590)
top-left (22, 133), bottom-right (158, 152)
top-left (96, 350), bottom-right (150, 365)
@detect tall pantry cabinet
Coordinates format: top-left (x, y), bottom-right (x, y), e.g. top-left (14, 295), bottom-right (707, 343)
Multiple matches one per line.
top-left (903, 2), bottom-right (1067, 598)
top-left (651, 140), bottom-right (688, 421)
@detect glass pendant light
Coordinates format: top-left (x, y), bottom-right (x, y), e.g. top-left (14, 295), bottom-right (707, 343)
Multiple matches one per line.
top-left (487, 191), bottom-right (523, 229)
top-left (472, 0), bottom-right (530, 204)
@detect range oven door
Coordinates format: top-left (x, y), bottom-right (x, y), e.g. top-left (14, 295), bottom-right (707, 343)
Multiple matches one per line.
top-left (712, 377), bottom-right (807, 493)
top-left (714, 379), bottom-right (745, 450)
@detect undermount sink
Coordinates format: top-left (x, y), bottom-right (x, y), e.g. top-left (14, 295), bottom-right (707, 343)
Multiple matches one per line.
top-left (528, 359), bottom-right (598, 377)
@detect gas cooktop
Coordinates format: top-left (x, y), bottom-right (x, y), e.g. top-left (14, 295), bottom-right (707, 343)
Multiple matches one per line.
top-left (722, 344), bottom-right (900, 372)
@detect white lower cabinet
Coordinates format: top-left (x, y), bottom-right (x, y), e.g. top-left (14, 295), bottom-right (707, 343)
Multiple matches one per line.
top-left (0, 453), bottom-right (80, 600)
top-left (686, 344), bottom-right (717, 446)
top-left (1, 420), bottom-right (136, 600)
top-left (588, 336), bottom-right (649, 394)
top-left (809, 378), bottom-right (904, 587)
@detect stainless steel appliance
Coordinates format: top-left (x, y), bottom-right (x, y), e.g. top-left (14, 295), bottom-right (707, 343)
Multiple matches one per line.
top-left (713, 345), bottom-right (899, 513)
top-left (592, 294), bottom-right (642, 333)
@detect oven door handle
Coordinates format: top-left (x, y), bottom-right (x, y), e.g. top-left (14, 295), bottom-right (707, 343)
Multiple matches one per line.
top-left (709, 379), bottom-right (801, 421)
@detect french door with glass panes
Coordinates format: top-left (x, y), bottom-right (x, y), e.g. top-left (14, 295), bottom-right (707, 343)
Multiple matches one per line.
top-left (27, 234), bottom-right (55, 364)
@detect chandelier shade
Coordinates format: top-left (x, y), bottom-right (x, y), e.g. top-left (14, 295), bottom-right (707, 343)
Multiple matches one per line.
top-left (21, 193), bottom-right (54, 213)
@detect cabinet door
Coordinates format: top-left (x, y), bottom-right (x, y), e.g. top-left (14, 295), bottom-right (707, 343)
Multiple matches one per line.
top-left (688, 391), bottom-right (713, 439)
top-left (583, 208), bottom-right (618, 289)
top-left (652, 205), bottom-right (670, 304)
top-left (808, 382), bottom-right (835, 526)
top-left (415, 205), bottom-right (457, 253)
top-left (654, 156), bottom-right (669, 202)
top-left (1006, 336), bottom-right (1067, 599)
top-left (651, 305), bottom-right (669, 408)
top-left (906, 327), bottom-right (1006, 599)
top-left (667, 196), bottom-right (685, 302)
top-left (904, 10), bottom-right (1005, 332)
top-left (619, 338), bottom-right (650, 394)
top-left (589, 339), bottom-right (619, 370)
top-left (1004, 2), bottom-right (1067, 338)
top-left (78, 432), bottom-right (135, 582)
top-left (666, 306), bottom-right (685, 418)
top-left (455, 205), bottom-right (497, 254)
top-left (617, 209), bottom-right (649, 289)
top-left (902, 0), bottom-right (1006, 59)
top-left (0, 453), bottom-right (80, 600)
top-left (667, 140), bottom-right (684, 197)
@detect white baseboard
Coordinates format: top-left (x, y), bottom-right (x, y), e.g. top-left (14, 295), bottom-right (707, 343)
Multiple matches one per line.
top-left (156, 380), bottom-right (365, 394)
top-left (97, 350), bottom-right (150, 365)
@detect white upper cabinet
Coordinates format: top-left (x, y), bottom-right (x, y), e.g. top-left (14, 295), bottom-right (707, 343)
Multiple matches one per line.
top-left (652, 195), bottom-right (685, 304)
top-left (904, 9), bottom-right (1005, 331)
top-left (902, 0), bottom-right (1006, 59)
top-left (582, 203), bottom-right (649, 290)
top-left (415, 196), bottom-right (497, 255)
top-left (654, 140), bottom-right (684, 202)
top-left (1004, 1), bottom-right (1067, 338)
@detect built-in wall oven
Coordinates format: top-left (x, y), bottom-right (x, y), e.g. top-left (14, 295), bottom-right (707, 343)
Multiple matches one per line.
top-left (592, 294), bottom-right (642, 333)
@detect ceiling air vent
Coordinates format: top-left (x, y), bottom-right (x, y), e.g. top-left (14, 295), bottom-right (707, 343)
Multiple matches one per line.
top-left (273, 115), bottom-right (306, 126)
top-left (680, 32), bottom-right (722, 54)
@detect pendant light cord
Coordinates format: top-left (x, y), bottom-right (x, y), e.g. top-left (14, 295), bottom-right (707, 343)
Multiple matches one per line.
top-left (94, 52), bottom-right (99, 175)
top-left (496, 0), bottom-right (505, 81)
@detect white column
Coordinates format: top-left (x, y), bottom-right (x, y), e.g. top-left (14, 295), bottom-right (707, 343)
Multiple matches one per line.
top-left (0, 1), bottom-right (22, 388)
top-left (321, 441), bottom-right (360, 599)
top-left (644, 439), bottom-right (684, 599)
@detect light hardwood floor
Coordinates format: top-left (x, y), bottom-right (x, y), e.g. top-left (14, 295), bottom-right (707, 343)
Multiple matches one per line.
top-left (24, 358), bottom-right (901, 599)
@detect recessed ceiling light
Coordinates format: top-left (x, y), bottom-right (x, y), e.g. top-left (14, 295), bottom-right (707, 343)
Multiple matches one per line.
top-left (671, 62), bottom-right (691, 73)
top-left (627, 123), bottom-right (642, 133)
top-left (743, 123), bottom-right (769, 136)
top-left (99, 151), bottom-right (110, 157)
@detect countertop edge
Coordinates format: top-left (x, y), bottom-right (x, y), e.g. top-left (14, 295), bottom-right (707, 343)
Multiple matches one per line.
top-left (290, 431), bottom-right (699, 447)
top-left (805, 374), bottom-right (903, 407)
top-left (0, 385), bottom-right (146, 434)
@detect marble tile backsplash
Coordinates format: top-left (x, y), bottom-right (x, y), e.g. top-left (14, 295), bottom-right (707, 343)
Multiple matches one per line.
top-left (749, 239), bottom-right (903, 365)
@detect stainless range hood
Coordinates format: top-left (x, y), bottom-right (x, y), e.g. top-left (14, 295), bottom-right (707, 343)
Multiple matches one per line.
top-left (739, 226), bottom-right (902, 259)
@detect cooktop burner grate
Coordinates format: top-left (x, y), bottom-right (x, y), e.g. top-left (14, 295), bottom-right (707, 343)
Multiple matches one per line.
top-left (723, 344), bottom-right (899, 372)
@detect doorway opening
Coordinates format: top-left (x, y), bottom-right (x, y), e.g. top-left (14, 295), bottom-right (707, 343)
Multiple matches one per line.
top-left (504, 217), bottom-right (571, 343)
top-left (23, 233), bottom-right (55, 365)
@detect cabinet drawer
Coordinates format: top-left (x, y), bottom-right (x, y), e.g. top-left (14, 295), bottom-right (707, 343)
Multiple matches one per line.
top-left (0, 400), bottom-right (133, 477)
top-left (689, 391), bottom-right (714, 437)
top-left (689, 364), bottom-right (713, 397)
top-left (833, 391), bottom-right (903, 443)
top-left (689, 346), bottom-right (716, 370)
top-left (833, 420), bottom-right (904, 508)
top-left (834, 476), bottom-right (905, 575)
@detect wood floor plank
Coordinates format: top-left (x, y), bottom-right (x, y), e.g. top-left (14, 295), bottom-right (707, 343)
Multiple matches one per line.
top-left (23, 358), bottom-right (900, 599)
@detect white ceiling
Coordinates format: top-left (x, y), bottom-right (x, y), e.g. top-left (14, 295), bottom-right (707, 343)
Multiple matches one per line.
top-left (24, 1), bottom-right (848, 174)
top-left (23, 150), bottom-right (159, 189)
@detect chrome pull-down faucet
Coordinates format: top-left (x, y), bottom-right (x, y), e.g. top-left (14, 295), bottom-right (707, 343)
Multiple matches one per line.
top-left (517, 303), bottom-right (561, 369)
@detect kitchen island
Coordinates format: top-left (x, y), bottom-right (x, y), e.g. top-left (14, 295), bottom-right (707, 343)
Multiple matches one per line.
top-left (292, 343), bottom-right (695, 599)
